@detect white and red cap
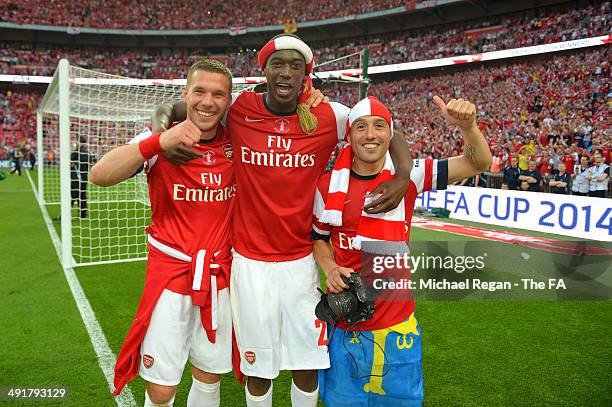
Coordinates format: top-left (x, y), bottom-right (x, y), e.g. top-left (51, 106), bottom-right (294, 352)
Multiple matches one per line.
top-left (346, 96), bottom-right (393, 139)
top-left (258, 35), bottom-right (314, 74)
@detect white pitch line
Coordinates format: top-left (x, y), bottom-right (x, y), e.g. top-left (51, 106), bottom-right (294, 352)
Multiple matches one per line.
top-left (26, 171), bottom-right (137, 407)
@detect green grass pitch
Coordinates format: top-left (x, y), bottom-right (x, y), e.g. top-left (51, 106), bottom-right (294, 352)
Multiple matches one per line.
top-left (0, 170), bottom-right (610, 406)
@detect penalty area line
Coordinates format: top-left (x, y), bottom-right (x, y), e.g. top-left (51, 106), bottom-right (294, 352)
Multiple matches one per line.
top-left (26, 171), bottom-right (137, 407)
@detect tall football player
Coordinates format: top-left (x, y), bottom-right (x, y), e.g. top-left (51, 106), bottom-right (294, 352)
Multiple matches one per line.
top-left (152, 35), bottom-right (414, 407)
top-left (91, 59), bottom-right (235, 407)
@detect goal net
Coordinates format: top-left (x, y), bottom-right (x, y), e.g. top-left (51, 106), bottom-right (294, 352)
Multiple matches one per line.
top-left (37, 59), bottom-right (258, 267)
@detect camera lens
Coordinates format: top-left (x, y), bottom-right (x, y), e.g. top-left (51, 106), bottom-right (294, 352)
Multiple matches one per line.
top-left (328, 291), bottom-right (359, 319)
top-left (315, 298), bottom-right (339, 323)
top-left (315, 291), bottom-right (360, 324)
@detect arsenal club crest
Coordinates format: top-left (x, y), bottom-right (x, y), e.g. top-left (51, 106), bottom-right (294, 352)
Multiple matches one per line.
top-left (223, 144), bottom-right (233, 160)
top-left (202, 150), bottom-right (216, 165)
top-left (274, 118), bottom-right (290, 134)
top-left (143, 354), bottom-right (154, 369)
top-left (244, 351), bottom-right (256, 365)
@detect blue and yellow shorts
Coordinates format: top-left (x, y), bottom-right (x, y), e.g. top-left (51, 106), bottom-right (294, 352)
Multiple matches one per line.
top-left (319, 313), bottom-right (423, 407)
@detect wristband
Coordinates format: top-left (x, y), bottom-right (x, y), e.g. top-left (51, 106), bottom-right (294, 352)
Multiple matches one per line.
top-left (139, 133), bottom-right (164, 159)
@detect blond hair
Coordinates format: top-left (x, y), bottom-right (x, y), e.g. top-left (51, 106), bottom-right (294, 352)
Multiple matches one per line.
top-left (186, 59), bottom-right (233, 91)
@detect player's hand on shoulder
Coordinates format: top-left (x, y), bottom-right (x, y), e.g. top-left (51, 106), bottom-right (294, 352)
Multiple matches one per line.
top-left (305, 88), bottom-right (329, 109)
top-left (163, 144), bottom-right (204, 165)
top-left (325, 265), bottom-right (354, 293)
top-left (433, 96), bottom-right (477, 131)
top-left (364, 178), bottom-right (409, 214)
top-left (151, 102), bottom-right (174, 133)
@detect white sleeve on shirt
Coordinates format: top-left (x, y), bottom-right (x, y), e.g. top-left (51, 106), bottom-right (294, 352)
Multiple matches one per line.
top-left (221, 92), bottom-right (241, 126)
top-left (411, 158), bottom-right (449, 194)
top-left (329, 102), bottom-right (350, 141)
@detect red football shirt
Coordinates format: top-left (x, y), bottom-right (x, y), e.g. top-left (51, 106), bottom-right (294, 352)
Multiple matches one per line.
top-left (130, 126), bottom-right (235, 290)
top-left (562, 154), bottom-right (575, 175)
top-left (313, 157), bottom-right (448, 330)
top-left (537, 154), bottom-right (552, 175)
top-left (225, 92), bottom-right (349, 261)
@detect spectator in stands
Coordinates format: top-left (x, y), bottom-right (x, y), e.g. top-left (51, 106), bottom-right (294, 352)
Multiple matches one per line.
top-left (519, 160), bottom-right (542, 192)
top-left (503, 156), bottom-right (521, 190)
top-left (0, 0), bottom-right (404, 30)
top-left (490, 152), bottom-right (503, 173)
top-left (519, 180), bottom-right (531, 192)
top-left (571, 154), bottom-right (591, 195)
top-left (549, 162), bottom-right (571, 194)
top-left (562, 147), bottom-right (577, 176)
top-left (586, 149), bottom-right (610, 198)
top-left (536, 146), bottom-right (553, 179)
top-left (517, 146), bottom-right (529, 170)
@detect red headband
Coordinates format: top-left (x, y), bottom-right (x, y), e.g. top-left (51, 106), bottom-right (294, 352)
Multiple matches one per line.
top-left (258, 36), bottom-right (314, 75)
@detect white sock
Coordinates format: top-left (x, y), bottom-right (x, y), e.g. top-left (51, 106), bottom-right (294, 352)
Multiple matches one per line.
top-left (245, 382), bottom-right (273, 407)
top-left (187, 377), bottom-right (221, 407)
top-left (291, 380), bottom-right (318, 407)
top-left (144, 390), bottom-right (174, 407)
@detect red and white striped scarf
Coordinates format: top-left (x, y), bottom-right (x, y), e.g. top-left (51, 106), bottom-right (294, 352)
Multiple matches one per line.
top-left (320, 144), bottom-right (406, 250)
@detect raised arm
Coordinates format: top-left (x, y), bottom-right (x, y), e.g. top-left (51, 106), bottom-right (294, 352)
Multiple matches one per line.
top-left (430, 96), bottom-right (492, 185)
top-left (91, 119), bottom-right (201, 187)
top-left (90, 143), bottom-right (147, 187)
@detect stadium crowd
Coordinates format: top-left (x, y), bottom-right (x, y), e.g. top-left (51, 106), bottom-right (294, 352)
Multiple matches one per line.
top-left (0, 0), bottom-right (402, 30)
top-left (2, 45), bottom-right (609, 195)
top-left (369, 47), bottom-right (609, 193)
top-left (318, 2), bottom-right (610, 68)
top-left (0, 89), bottom-right (39, 161)
top-left (1, 2), bottom-right (609, 78)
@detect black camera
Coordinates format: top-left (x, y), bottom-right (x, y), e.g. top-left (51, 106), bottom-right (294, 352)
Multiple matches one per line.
top-left (315, 273), bottom-right (376, 325)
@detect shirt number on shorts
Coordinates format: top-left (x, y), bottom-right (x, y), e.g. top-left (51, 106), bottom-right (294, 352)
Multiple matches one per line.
top-left (315, 319), bottom-right (327, 346)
